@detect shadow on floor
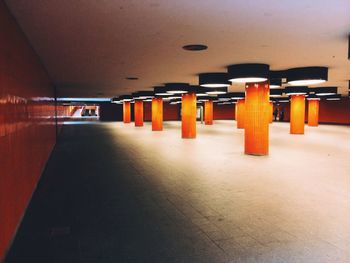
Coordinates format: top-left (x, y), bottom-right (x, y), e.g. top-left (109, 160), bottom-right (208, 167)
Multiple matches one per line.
top-left (5, 123), bottom-right (229, 263)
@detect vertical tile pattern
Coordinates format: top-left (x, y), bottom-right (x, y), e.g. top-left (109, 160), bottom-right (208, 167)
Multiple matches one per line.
top-left (181, 92), bottom-right (196, 138)
top-left (134, 100), bottom-right (144, 127)
top-left (244, 82), bottom-right (269, 155)
top-left (123, 101), bottom-right (131, 123)
top-left (236, 99), bottom-right (245, 129)
top-left (0, 2), bottom-right (59, 260)
top-left (152, 98), bottom-right (163, 131)
top-left (204, 100), bottom-right (213, 125)
top-left (290, 95), bottom-right (306, 134)
top-left (308, 100), bottom-right (320, 127)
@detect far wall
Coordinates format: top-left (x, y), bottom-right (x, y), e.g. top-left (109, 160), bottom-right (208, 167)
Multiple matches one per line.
top-left (275, 98), bottom-right (350, 125)
top-left (99, 98), bottom-right (350, 125)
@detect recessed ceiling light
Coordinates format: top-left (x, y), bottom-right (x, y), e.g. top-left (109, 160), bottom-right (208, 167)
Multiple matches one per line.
top-left (154, 86), bottom-right (171, 96)
top-left (228, 63), bottom-right (270, 83)
top-left (132, 91), bottom-right (154, 100)
top-left (126, 77), bottom-right (139, 80)
top-left (205, 87), bottom-right (228, 95)
top-left (287, 67), bottom-right (328, 86)
top-left (199, 73), bottom-right (230, 88)
top-left (306, 94), bottom-right (321, 100)
top-left (325, 94), bottom-right (341, 101)
top-left (182, 44), bottom-right (208, 51)
top-left (228, 92), bottom-right (245, 100)
top-left (284, 86), bottom-right (309, 95)
top-left (312, 87), bottom-right (337, 96)
top-left (164, 83), bottom-right (190, 94)
top-left (288, 79), bottom-right (326, 86)
top-left (119, 95), bottom-right (133, 101)
top-left (269, 89), bottom-right (284, 97)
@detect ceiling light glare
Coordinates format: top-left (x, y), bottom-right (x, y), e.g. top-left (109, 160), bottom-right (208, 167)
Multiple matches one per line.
top-left (164, 83), bottom-right (190, 94)
top-left (287, 67), bottom-right (328, 86)
top-left (199, 72), bottom-right (230, 88)
top-left (228, 63), bottom-right (270, 83)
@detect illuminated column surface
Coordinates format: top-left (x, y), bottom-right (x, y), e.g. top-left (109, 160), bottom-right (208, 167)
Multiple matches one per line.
top-left (244, 82), bottom-right (269, 155)
top-left (134, 100), bottom-right (144, 127)
top-left (123, 101), bottom-right (131, 123)
top-left (236, 99), bottom-right (245, 129)
top-left (204, 100), bottom-right (213, 125)
top-left (290, 95), bottom-right (305, 134)
top-left (269, 102), bottom-right (273, 123)
top-left (308, 99), bottom-right (320, 127)
top-left (152, 97), bottom-right (163, 131)
top-left (181, 92), bottom-right (196, 138)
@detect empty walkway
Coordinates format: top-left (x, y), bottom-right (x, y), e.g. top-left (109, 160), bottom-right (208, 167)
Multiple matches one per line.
top-left (6, 121), bottom-right (350, 263)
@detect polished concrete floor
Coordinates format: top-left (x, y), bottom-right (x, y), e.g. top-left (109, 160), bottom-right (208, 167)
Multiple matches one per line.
top-left (6, 120), bottom-right (350, 263)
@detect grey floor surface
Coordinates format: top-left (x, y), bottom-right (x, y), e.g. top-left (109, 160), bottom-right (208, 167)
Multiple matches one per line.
top-left (5, 121), bottom-right (350, 263)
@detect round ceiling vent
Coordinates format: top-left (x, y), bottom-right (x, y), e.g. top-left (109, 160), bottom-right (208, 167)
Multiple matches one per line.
top-left (182, 44), bottom-right (208, 51)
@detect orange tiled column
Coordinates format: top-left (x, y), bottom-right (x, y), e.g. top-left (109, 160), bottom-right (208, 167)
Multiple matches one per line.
top-left (182, 92), bottom-right (196, 138)
top-left (308, 99), bottom-right (319, 127)
top-left (134, 100), bottom-right (144, 127)
top-left (123, 101), bottom-right (131, 123)
top-left (244, 82), bottom-right (269, 155)
top-left (236, 99), bottom-right (245, 129)
top-left (269, 102), bottom-right (273, 123)
top-left (290, 95), bottom-right (305, 134)
top-left (152, 97), bottom-right (163, 131)
top-left (204, 100), bottom-right (213, 125)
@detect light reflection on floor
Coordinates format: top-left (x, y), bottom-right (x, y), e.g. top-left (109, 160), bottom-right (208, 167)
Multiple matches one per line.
top-left (109, 120), bottom-right (350, 262)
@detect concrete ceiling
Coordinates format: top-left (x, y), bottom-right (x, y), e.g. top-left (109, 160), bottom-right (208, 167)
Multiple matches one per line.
top-left (5, 0), bottom-right (350, 97)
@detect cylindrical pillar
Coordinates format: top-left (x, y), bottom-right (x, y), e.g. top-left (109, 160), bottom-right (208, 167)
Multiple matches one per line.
top-left (244, 82), bottom-right (269, 155)
top-left (236, 99), bottom-right (245, 129)
top-left (134, 100), bottom-right (144, 127)
top-left (308, 100), bottom-right (319, 127)
top-left (204, 100), bottom-right (213, 125)
top-left (182, 92), bottom-right (196, 138)
top-left (152, 97), bottom-right (163, 131)
top-left (290, 95), bottom-right (305, 134)
top-left (269, 102), bottom-right (273, 123)
top-left (123, 101), bottom-right (131, 123)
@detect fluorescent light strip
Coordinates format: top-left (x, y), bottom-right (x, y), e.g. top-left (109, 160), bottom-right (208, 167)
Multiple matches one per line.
top-left (229, 77), bottom-right (267, 83)
top-left (288, 80), bottom-right (326, 86)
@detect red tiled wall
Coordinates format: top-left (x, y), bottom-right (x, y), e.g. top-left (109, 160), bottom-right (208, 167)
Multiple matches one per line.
top-left (317, 98), bottom-right (350, 124)
top-left (275, 98), bottom-right (350, 125)
top-left (0, 2), bottom-right (58, 260)
top-left (213, 104), bottom-right (235, 120)
top-left (144, 102), bottom-right (180, 121)
top-left (163, 103), bottom-right (180, 120)
top-left (144, 101), bottom-right (152, 121)
top-left (212, 99), bottom-right (350, 125)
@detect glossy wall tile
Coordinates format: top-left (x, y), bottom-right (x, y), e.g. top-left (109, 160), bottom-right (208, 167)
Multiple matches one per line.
top-left (0, 2), bottom-right (64, 260)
